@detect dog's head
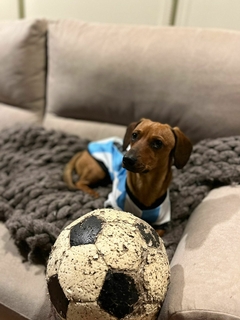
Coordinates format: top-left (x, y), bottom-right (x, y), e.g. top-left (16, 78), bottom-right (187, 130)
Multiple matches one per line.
top-left (122, 118), bottom-right (192, 173)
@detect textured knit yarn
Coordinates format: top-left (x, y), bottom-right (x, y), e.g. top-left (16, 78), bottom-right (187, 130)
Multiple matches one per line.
top-left (0, 126), bottom-right (240, 263)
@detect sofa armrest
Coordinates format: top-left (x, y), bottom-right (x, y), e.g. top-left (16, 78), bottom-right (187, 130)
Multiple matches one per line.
top-left (159, 186), bottom-right (240, 320)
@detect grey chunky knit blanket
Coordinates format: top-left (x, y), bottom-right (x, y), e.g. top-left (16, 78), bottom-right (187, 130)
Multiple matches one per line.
top-left (1, 126), bottom-right (240, 264)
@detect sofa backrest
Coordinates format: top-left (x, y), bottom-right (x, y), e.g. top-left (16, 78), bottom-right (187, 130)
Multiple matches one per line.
top-left (44, 19), bottom-right (240, 143)
top-left (0, 19), bottom-right (240, 143)
top-left (0, 19), bottom-right (47, 127)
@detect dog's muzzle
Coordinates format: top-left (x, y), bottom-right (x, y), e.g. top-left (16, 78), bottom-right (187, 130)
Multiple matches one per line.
top-left (122, 154), bottom-right (150, 173)
top-left (122, 154), bottom-right (137, 171)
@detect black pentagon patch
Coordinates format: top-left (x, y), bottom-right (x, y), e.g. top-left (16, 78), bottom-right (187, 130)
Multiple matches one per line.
top-left (47, 274), bottom-right (69, 319)
top-left (136, 222), bottom-right (160, 248)
top-left (98, 270), bottom-right (139, 318)
top-left (70, 215), bottom-right (104, 246)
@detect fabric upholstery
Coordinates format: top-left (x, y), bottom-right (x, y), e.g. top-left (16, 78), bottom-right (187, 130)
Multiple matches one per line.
top-left (1, 18), bottom-right (240, 320)
top-left (159, 186), bottom-right (240, 320)
top-left (46, 20), bottom-right (240, 143)
top-left (0, 19), bottom-right (47, 117)
top-left (0, 103), bottom-right (42, 129)
top-left (43, 114), bottom-right (127, 140)
top-left (0, 223), bottom-right (51, 320)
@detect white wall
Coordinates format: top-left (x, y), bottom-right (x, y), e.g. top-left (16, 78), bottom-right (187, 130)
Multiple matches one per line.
top-left (0, 0), bottom-right (19, 20)
top-left (176, 0), bottom-right (240, 30)
top-left (1, 0), bottom-right (240, 32)
top-left (24, 0), bottom-right (172, 25)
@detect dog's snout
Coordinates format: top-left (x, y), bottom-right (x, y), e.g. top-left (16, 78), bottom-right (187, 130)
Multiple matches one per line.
top-left (123, 154), bottom-right (137, 168)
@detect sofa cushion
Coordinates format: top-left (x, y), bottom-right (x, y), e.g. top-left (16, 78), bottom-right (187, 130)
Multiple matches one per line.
top-left (159, 186), bottom-right (240, 320)
top-left (46, 20), bottom-right (240, 143)
top-left (44, 113), bottom-right (127, 140)
top-left (0, 223), bottom-right (51, 320)
top-left (0, 103), bottom-right (42, 129)
top-left (0, 19), bottom-right (47, 119)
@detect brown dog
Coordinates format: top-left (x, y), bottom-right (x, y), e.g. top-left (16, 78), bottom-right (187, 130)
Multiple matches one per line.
top-left (63, 119), bottom-right (192, 235)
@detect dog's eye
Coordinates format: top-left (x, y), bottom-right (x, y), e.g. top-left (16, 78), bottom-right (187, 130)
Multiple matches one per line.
top-left (152, 139), bottom-right (163, 149)
top-left (131, 132), bottom-right (138, 141)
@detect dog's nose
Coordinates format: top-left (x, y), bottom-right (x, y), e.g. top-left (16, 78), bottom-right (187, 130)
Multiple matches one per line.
top-left (123, 154), bottom-right (136, 167)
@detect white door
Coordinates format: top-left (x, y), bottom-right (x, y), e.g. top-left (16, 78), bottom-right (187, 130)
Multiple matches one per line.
top-left (24, 0), bottom-right (172, 25)
top-left (175, 0), bottom-right (240, 30)
top-left (0, 0), bottom-right (19, 20)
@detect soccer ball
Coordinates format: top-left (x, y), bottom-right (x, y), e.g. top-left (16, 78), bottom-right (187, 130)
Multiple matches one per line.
top-left (46, 209), bottom-right (170, 320)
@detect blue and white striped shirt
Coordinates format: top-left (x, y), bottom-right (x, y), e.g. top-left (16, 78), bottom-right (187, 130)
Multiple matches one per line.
top-left (88, 137), bottom-right (171, 228)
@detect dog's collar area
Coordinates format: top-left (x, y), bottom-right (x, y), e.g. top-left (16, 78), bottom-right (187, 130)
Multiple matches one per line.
top-left (126, 183), bottom-right (167, 210)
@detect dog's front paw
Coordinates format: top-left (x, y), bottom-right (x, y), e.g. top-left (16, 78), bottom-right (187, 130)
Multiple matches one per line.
top-left (90, 190), bottom-right (100, 199)
top-left (155, 229), bottom-right (165, 237)
top-left (75, 182), bottom-right (100, 198)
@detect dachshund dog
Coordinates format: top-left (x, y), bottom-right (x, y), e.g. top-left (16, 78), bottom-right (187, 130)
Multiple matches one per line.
top-left (63, 119), bottom-right (192, 236)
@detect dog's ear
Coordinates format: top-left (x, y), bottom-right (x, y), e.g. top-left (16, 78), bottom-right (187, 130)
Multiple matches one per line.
top-left (171, 127), bottom-right (192, 169)
top-left (122, 121), bottom-right (139, 151)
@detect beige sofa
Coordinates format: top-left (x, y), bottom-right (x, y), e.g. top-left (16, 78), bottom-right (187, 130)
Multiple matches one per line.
top-left (0, 19), bottom-right (240, 320)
